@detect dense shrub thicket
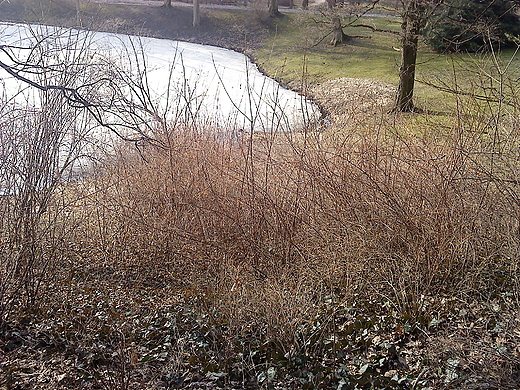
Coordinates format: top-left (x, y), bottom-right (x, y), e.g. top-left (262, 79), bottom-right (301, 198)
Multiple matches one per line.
top-left (1, 3), bottom-right (520, 389)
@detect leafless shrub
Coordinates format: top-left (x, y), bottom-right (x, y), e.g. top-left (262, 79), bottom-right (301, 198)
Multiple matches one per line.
top-left (0, 88), bottom-right (91, 325)
top-left (0, 24), bottom-right (166, 325)
top-left (2, 21), bottom-right (520, 389)
top-left (78, 52), bottom-right (520, 358)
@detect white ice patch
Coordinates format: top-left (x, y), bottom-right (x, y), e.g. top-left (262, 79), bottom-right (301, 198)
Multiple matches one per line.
top-left (0, 23), bottom-right (319, 134)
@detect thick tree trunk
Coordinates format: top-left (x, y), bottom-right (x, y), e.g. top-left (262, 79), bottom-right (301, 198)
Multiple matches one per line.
top-left (76, 0), bottom-right (81, 25)
top-left (163, 0), bottom-right (172, 7)
top-left (302, 0), bottom-right (308, 9)
top-left (394, 0), bottom-right (424, 112)
top-left (395, 28), bottom-right (419, 112)
top-left (268, 0), bottom-right (281, 17)
top-left (193, 0), bottom-right (200, 27)
top-left (330, 15), bottom-right (349, 46)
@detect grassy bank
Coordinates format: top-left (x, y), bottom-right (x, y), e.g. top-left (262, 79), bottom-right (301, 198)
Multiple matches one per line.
top-left (254, 11), bottom-right (520, 115)
top-left (255, 14), bottom-right (402, 85)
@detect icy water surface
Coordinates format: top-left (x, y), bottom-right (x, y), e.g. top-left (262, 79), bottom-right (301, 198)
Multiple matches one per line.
top-left (0, 23), bottom-right (319, 134)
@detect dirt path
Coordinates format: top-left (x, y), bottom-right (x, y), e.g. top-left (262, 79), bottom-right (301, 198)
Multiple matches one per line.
top-left (86, 0), bottom-right (244, 9)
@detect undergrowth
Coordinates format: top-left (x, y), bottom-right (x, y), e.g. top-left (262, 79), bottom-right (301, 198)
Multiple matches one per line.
top-left (3, 98), bottom-right (518, 388)
top-left (0, 7), bottom-right (520, 388)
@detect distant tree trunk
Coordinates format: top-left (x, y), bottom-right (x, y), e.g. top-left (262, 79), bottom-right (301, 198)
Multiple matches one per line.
top-left (302, 0), bottom-right (308, 9)
top-left (76, 0), bottom-right (82, 25)
top-left (193, 0), bottom-right (200, 26)
top-left (268, 0), bottom-right (281, 17)
top-left (330, 15), bottom-right (349, 46)
top-left (163, 0), bottom-right (172, 7)
top-left (395, 19), bottom-right (419, 111)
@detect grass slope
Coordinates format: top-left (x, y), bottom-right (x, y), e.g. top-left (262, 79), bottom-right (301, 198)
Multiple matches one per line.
top-left (254, 11), bottom-right (520, 114)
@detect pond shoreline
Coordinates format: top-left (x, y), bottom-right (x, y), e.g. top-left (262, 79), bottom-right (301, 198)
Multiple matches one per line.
top-left (0, 0), bottom-right (329, 130)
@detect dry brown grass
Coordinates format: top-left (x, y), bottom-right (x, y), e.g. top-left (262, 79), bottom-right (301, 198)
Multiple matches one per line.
top-left (70, 93), bottom-right (520, 337)
top-left (2, 65), bottom-right (520, 390)
top-left (2, 85), bottom-right (519, 388)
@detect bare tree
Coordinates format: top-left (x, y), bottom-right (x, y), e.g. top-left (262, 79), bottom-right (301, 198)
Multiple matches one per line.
top-left (162, 0), bottom-right (199, 27)
top-left (324, 0), bottom-right (444, 112)
top-left (322, 1), bottom-right (381, 46)
top-left (0, 34), bottom-right (98, 322)
top-left (76, 0), bottom-right (82, 25)
top-left (0, 28), bottom-right (165, 142)
top-left (0, 25), bottom-right (163, 324)
top-left (330, 15), bottom-right (350, 46)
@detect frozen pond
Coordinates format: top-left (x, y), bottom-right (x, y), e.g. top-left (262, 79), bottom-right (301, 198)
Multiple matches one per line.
top-left (0, 23), bottom-right (320, 135)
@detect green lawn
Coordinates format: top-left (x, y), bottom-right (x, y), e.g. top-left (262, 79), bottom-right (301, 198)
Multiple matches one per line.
top-left (254, 12), bottom-right (520, 113)
top-left (255, 14), bottom-right (402, 85)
